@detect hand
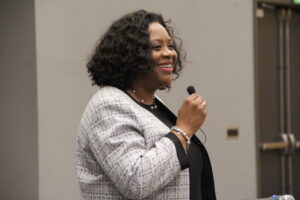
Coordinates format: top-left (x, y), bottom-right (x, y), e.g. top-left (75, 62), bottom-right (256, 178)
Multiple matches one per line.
top-left (176, 93), bottom-right (207, 138)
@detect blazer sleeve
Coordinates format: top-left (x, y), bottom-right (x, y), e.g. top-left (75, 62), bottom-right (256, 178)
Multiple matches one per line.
top-left (86, 100), bottom-right (185, 199)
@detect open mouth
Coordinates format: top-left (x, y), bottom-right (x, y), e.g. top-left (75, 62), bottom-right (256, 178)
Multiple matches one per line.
top-left (159, 64), bottom-right (173, 69)
top-left (159, 64), bottom-right (174, 72)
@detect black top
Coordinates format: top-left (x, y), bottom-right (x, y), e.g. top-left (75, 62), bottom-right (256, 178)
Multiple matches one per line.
top-left (124, 92), bottom-right (216, 200)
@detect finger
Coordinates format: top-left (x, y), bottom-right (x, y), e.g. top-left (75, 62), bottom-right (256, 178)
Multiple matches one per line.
top-left (203, 108), bottom-right (208, 117)
top-left (192, 94), bottom-right (205, 104)
top-left (198, 104), bottom-right (208, 119)
top-left (202, 100), bottom-right (208, 109)
top-left (197, 100), bottom-right (207, 113)
top-left (187, 93), bottom-right (200, 101)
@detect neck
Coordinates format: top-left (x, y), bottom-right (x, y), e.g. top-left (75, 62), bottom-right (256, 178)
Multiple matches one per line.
top-left (128, 82), bottom-right (156, 105)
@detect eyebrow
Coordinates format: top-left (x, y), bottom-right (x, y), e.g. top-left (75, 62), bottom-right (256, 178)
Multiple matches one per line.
top-left (150, 38), bottom-right (173, 43)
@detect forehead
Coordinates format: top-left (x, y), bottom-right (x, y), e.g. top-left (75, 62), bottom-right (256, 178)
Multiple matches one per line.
top-left (148, 22), bottom-right (171, 41)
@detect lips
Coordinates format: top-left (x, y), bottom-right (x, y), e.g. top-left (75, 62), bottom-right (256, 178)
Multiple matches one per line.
top-left (159, 63), bottom-right (173, 72)
top-left (159, 64), bottom-right (173, 72)
top-left (158, 63), bottom-right (173, 72)
top-left (159, 64), bottom-right (173, 68)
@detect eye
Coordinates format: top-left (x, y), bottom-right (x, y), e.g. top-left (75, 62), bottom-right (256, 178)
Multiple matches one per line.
top-left (168, 44), bottom-right (175, 50)
top-left (151, 45), bottom-right (161, 51)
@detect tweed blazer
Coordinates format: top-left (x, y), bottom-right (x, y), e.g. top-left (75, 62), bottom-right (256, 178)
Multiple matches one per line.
top-left (76, 86), bottom-right (190, 199)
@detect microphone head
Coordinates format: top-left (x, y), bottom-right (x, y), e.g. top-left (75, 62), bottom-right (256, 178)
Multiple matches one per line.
top-left (187, 85), bottom-right (196, 95)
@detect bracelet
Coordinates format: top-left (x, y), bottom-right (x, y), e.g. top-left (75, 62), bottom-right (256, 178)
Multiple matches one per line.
top-left (171, 126), bottom-right (191, 144)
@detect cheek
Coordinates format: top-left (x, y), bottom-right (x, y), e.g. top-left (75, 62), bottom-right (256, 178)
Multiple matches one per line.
top-left (151, 52), bottom-right (159, 63)
top-left (173, 51), bottom-right (178, 62)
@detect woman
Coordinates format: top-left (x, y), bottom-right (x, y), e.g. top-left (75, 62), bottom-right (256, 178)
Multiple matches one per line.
top-left (76, 10), bottom-right (216, 200)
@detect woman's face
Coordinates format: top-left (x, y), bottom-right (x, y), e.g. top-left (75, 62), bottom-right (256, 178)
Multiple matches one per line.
top-left (147, 22), bottom-right (178, 88)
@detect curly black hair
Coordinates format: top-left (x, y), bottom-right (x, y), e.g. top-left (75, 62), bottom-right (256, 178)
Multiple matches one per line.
top-left (87, 10), bottom-right (185, 90)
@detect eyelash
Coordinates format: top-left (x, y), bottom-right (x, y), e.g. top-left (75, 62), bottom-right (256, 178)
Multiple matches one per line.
top-left (151, 44), bottom-right (175, 50)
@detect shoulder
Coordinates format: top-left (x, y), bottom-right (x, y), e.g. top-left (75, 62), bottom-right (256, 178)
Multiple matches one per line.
top-left (81, 86), bottom-right (137, 125)
top-left (79, 86), bottom-right (134, 134)
top-left (87, 86), bottom-right (133, 109)
top-left (93, 86), bottom-right (128, 103)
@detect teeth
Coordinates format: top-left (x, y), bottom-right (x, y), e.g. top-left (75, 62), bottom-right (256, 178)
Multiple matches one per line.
top-left (159, 64), bottom-right (173, 68)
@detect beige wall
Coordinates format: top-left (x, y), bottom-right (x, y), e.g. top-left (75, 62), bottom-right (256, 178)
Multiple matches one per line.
top-left (0, 0), bottom-right (256, 199)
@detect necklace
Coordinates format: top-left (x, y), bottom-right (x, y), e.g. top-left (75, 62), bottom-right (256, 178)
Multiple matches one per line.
top-left (131, 89), bottom-right (157, 110)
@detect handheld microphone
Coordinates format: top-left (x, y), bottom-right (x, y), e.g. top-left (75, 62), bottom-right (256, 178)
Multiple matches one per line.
top-left (187, 85), bottom-right (196, 95)
top-left (186, 85), bottom-right (207, 143)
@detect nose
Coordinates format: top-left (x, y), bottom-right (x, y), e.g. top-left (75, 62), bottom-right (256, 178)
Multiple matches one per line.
top-left (161, 47), bottom-right (174, 58)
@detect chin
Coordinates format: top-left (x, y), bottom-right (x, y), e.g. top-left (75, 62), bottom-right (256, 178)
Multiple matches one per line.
top-left (159, 84), bottom-right (171, 90)
top-left (161, 76), bottom-right (173, 84)
top-left (158, 80), bottom-right (172, 89)
top-left (164, 83), bottom-right (172, 89)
